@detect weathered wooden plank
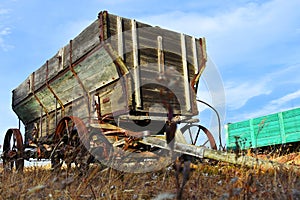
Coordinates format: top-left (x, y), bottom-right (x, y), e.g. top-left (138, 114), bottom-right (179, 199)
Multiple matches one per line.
top-left (70, 20), bottom-right (100, 67)
top-left (34, 55), bottom-right (60, 91)
top-left (117, 16), bottom-right (124, 59)
top-left (157, 36), bottom-right (164, 76)
top-left (13, 19), bottom-right (100, 107)
top-left (12, 76), bottom-right (31, 106)
top-left (15, 47), bottom-right (120, 125)
top-left (192, 37), bottom-right (199, 74)
top-left (181, 34), bottom-right (191, 112)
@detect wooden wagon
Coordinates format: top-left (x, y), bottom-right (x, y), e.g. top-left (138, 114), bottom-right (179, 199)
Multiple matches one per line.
top-left (2, 11), bottom-right (217, 172)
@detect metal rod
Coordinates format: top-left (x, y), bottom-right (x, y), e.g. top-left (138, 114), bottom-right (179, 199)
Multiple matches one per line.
top-left (31, 71), bottom-right (49, 117)
top-left (194, 125), bottom-right (201, 145)
top-left (55, 98), bottom-right (58, 126)
top-left (197, 99), bottom-right (223, 149)
top-left (39, 106), bottom-right (43, 138)
top-left (46, 60), bottom-right (65, 113)
top-left (46, 115), bottom-right (49, 136)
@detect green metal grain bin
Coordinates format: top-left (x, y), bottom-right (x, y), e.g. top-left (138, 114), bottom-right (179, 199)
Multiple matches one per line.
top-left (225, 107), bottom-right (300, 150)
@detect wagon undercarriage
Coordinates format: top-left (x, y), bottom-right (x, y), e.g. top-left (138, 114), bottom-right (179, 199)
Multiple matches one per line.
top-left (2, 112), bottom-right (218, 173)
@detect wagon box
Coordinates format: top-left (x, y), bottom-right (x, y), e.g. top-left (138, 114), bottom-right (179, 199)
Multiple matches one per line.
top-left (225, 107), bottom-right (300, 150)
top-left (3, 10), bottom-right (217, 172)
top-left (12, 11), bottom-right (207, 140)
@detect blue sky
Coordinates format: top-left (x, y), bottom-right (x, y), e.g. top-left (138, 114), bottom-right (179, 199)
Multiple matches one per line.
top-left (0, 0), bottom-right (299, 147)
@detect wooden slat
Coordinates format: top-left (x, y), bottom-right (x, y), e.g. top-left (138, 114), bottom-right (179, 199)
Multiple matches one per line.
top-left (29, 73), bottom-right (35, 94)
top-left (57, 47), bottom-right (65, 71)
top-left (181, 34), bottom-right (191, 111)
top-left (117, 16), bottom-right (124, 60)
top-left (157, 36), bottom-right (164, 76)
top-left (192, 36), bottom-right (199, 74)
top-left (131, 19), bottom-right (141, 108)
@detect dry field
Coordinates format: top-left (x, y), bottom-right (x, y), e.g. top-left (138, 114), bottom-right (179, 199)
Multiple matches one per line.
top-left (1, 154), bottom-right (300, 200)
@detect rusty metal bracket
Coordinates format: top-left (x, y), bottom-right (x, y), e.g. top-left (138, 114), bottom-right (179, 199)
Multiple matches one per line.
top-left (29, 72), bottom-right (49, 134)
top-left (46, 60), bottom-right (65, 114)
top-left (102, 43), bottom-right (130, 112)
top-left (98, 10), bottom-right (108, 43)
top-left (30, 72), bottom-right (49, 118)
top-left (104, 44), bottom-right (129, 75)
top-left (197, 99), bottom-right (222, 149)
top-left (69, 40), bottom-right (91, 118)
top-left (191, 37), bottom-right (207, 93)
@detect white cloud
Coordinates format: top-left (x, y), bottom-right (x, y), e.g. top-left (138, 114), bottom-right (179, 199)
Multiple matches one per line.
top-left (141, 0), bottom-right (300, 68)
top-left (224, 62), bottom-right (300, 111)
top-left (242, 90), bottom-right (300, 119)
top-left (267, 63), bottom-right (300, 85)
top-left (225, 79), bottom-right (271, 110)
top-left (0, 7), bottom-right (13, 51)
top-left (270, 90), bottom-right (300, 107)
top-left (0, 8), bottom-right (10, 15)
top-left (0, 27), bottom-right (13, 51)
top-left (0, 27), bottom-right (11, 35)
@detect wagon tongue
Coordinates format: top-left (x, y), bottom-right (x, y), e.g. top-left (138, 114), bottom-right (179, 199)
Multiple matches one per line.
top-left (125, 130), bottom-right (151, 138)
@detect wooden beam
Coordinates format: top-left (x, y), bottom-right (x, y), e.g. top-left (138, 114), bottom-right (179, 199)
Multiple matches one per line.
top-left (181, 34), bottom-right (191, 111)
top-left (57, 47), bottom-right (65, 71)
top-left (131, 19), bottom-right (141, 108)
top-left (117, 16), bottom-right (124, 60)
top-left (29, 73), bottom-right (35, 94)
top-left (192, 36), bottom-right (199, 74)
top-left (141, 136), bottom-right (300, 174)
top-left (157, 36), bottom-right (165, 76)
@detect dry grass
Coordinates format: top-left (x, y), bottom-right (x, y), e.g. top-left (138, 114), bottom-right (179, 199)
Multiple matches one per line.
top-left (1, 159), bottom-right (300, 200)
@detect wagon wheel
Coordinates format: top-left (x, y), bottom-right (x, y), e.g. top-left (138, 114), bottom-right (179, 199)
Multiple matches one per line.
top-left (2, 129), bottom-right (24, 172)
top-left (51, 116), bottom-right (90, 170)
top-left (180, 124), bottom-right (217, 150)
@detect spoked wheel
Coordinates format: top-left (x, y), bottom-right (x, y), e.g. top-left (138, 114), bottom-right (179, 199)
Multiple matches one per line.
top-left (2, 129), bottom-right (24, 172)
top-left (89, 128), bottom-right (113, 163)
top-left (51, 116), bottom-right (90, 170)
top-left (180, 123), bottom-right (217, 150)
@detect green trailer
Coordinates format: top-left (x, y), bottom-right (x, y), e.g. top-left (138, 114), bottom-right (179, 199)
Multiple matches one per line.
top-left (225, 107), bottom-right (300, 150)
